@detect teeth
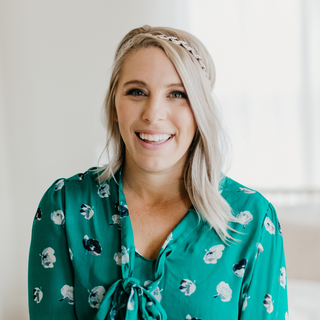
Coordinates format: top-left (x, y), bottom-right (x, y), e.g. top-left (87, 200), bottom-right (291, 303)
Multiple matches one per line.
top-left (138, 133), bottom-right (171, 142)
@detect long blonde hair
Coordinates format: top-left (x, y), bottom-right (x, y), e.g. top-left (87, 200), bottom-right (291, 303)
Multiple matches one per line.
top-left (99, 25), bottom-right (239, 243)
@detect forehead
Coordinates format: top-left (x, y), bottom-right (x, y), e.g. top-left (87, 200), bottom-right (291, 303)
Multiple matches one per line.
top-left (118, 46), bottom-right (182, 85)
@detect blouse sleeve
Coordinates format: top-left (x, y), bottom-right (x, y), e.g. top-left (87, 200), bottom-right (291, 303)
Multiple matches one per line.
top-left (239, 203), bottom-right (289, 319)
top-left (28, 179), bottom-right (77, 319)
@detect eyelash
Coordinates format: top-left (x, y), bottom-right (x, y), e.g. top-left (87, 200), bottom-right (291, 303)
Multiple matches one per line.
top-left (127, 89), bottom-right (188, 99)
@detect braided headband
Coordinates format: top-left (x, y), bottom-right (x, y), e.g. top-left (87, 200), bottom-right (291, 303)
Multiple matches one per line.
top-left (154, 34), bottom-right (209, 78)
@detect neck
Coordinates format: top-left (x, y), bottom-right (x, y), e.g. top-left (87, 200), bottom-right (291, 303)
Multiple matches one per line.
top-left (122, 159), bottom-right (189, 208)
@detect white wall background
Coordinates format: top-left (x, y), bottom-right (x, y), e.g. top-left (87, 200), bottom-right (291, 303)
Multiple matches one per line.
top-left (0, 0), bottom-right (319, 319)
top-left (189, 0), bottom-right (320, 189)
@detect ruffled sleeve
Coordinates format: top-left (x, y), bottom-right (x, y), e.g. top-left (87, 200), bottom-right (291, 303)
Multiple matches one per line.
top-left (239, 203), bottom-right (289, 319)
top-left (28, 179), bottom-right (77, 319)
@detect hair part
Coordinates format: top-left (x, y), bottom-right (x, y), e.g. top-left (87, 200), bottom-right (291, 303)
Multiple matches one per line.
top-left (98, 25), bottom-right (240, 243)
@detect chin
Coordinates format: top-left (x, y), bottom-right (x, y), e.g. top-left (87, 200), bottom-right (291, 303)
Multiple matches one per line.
top-left (136, 156), bottom-right (187, 176)
top-left (138, 161), bottom-right (174, 174)
top-left (125, 148), bottom-right (187, 175)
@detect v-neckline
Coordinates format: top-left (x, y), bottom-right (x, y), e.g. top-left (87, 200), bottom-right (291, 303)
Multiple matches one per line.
top-left (117, 167), bottom-right (201, 278)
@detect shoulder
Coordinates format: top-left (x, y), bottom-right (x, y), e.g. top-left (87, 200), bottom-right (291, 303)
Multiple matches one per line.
top-left (35, 167), bottom-right (119, 227)
top-left (220, 176), bottom-right (276, 230)
top-left (58, 167), bottom-right (102, 191)
top-left (220, 176), bottom-right (270, 211)
top-left (39, 167), bottom-right (118, 208)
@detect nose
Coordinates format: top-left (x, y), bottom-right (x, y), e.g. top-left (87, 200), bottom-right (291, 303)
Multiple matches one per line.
top-left (142, 93), bottom-right (166, 124)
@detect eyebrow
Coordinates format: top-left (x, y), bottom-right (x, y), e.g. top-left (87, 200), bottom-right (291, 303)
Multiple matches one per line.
top-left (123, 80), bottom-right (185, 89)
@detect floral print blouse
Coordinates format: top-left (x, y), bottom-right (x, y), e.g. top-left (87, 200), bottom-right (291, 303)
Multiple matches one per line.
top-left (28, 167), bottom-right (289, 319)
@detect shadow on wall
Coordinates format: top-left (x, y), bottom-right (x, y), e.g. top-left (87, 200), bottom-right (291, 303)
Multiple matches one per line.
top-left (281, 216), bottom-right (320, 281)
top-left (282, 220), bottom-right (320, 280)
top-left (278, 205), bottom-right (320, 281)
top-left (265, 197), bottom-right (320, 320)
top-left (261, 190), bottom-right (320, 281)
top-left (282, 211), bottom-right (320, 320)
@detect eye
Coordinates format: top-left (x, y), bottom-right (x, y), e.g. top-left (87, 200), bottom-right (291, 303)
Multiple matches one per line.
top-left (127, 89), bottom-right (146, 96)
top-left (170, 91), bottom-right (188, 99)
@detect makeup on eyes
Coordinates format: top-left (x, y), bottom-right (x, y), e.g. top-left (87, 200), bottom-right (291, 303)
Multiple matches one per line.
top-left (126, 88), bottom-right (188, 100)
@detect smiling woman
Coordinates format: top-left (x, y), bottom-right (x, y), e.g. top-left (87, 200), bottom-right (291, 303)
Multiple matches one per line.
top-left (28, 25), bottom-right (288, 319)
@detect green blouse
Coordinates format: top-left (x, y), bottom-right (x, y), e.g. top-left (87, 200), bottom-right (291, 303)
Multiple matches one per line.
top-left (28, 167), bottom-right (289, 319)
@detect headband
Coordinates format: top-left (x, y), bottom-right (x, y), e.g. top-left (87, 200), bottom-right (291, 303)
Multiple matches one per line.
top-left (154, 34), bottom-right (209, 78)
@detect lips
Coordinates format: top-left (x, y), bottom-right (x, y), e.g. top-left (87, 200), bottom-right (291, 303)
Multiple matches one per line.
top-left (135, 132), bottom-right (174, 145)
top-left (135, 131), bottom-right (174, 150)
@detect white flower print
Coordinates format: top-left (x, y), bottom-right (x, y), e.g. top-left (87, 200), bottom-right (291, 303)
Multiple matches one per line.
top-left (236, 211), bottom-right (253, 229)
top-left (115, 202), bottom-right (129, 218)
top-left (40, 247), bottom-right (56, 268)
top-left (60, 285), bottom-right (74, 305)
top-left (203, 244), bottom-right (225, 264)
top-left (255, 243), bottom-right (264, 258)
top-left (128, 288), bottom-right (135, 310)
top-left (162, 232), bottom-right (173, 249)
top-left (144, 280), bottom-right (152, 287)
top-left (83, 235), bottom-right (102, 256)
top-left (186, 316), bottom-right (202, 320)
top-left (264, 217), bottom-right (275, 234)
top-left (111, 214), bottom-right (120, 225)
top-left (33, 287), bottom-right (43, 303)
top-left (110, 302), bottom-right (117, 320)
top-left (35, 207), bottom-right (42, 221)
top-left (144, 280), bottom-right (162, 302)
top-left (232, 259), bottom-right (247, 277)
top-left (51, 210), bottom-right (65, 226)
top-left (78, 171), bottom-right (88, 180)
top-left (54, 179), bottom-right (64, 191)
top-left (214, 281), bottom-right (232, 302)
top-left (69, 248), bottom-right (73, 260)
top-left (138, 286), bottom-right (143, 297)
top-left (80, 204), bottom-right (94, 219)
top-left (285, 312), bottom-right (289, 320)
top-left (278, 221), bottom-right (283, 236)
top-left (238, 187), bottom-right (256, 194)
top-left (263, 294), bottom-right (274, 313)
top-left (179, 279), bottom-right (196, 296)
top-left (98, 182), bottom-right (110, 198)
top-left (88, 286), bottom-right (106, 309)
top-left (150, 286), bottom-right (162, 303)
top-left (242, 293), bottom-right (250, 311)
top-left (114, 246), bottom-right (129, 265)
top-left (280, 267), bottom-right (286, 289)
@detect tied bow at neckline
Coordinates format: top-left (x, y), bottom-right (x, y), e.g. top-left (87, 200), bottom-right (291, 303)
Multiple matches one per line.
top-left (94, 276), bottom-right (167, 320)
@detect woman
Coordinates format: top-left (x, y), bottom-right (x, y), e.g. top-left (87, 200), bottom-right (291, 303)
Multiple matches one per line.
top-left (28, 25), bottom-right (288, 319)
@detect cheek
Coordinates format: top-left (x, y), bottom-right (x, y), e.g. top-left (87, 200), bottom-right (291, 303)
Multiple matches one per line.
top-left (177, 108), bottom-right (197, 137)
top-left (118, 116), bottom-right (134, 134)
top-left (115, 103), bottom-right (132, 132)
top-left (116, 108), bottom-right (140, 146)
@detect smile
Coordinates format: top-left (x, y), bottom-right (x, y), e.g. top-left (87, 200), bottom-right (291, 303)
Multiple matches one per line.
top-left (135, 132), bottom-right (173, 145)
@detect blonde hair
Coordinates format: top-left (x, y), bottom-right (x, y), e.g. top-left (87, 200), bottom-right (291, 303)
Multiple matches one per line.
top-left (99, 25), bottom-right (239, 243)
